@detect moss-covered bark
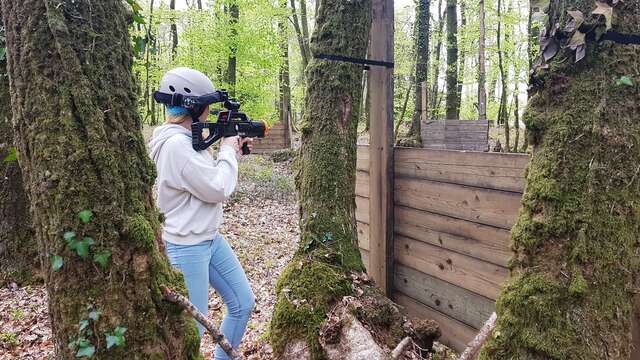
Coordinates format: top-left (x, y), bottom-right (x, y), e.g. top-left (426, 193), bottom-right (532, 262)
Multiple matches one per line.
top-left (269, 0), bottom-right (372, 357)
top-left (0, 28), bottom-right (38, 285)
top-left (1, 0), bottom-right (201, 358)
top-left (479, 1), bottom-right (640, 358)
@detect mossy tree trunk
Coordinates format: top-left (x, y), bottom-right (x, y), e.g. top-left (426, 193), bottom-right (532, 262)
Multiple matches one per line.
top-left (405, 0), bottom-right (429, 146)
top-left (479, 1), bottom-right (640, 358)
top-left (444, 0), bottom-right (459, 120)
top-left (269, 0), bottom-right (372, 357)
top-left (0, 33), bottom-right (38, 285)
top-left (1, 1), bottom-right (201, 358)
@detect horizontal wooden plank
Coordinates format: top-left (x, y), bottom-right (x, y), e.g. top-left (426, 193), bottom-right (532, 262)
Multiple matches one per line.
top-left (395, 206), bottom-right (512, 267)
top-left (395, 177), bottom-right (523, 229)
top-left (395, 264), bottom-right (495, 329)
top-left (394, 292), bottom-right (476, 352)
top-left (355, 195), bottom-right (369, 224)
top-left (357, 221), bottom-right (370, 251)
top-left (395, 235), bottom-right (508, 299)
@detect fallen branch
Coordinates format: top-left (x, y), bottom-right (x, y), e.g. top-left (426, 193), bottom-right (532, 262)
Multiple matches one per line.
top-left (391, 336), bottom-right (412, 359)
top-left (457, 312), bottom-right (497, 360)
top-left (160, 285), bottom-right (240, 359)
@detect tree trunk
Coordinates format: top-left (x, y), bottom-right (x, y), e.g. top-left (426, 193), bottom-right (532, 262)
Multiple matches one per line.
top-left (269, 0), bottom-right (379, 357)
top-left (496, 0), bottom-right (509, 149)
top-left (279, 0), bottom-right (293, 147)
top-left (406, 0), bottom-right (430, 146)
top-left (456, 1), bottom-right (466, 120)
top-left (429, 0), bottom-right (445, 120)
top-left (479, 1), bottom-right (640, 358)
top-left (227, 1), bottom-right (239, 96)
top-left (477, 0), bottom-right (487, 121)
top-left (444, 0), bottom-right (459, 120)
top-left (1, 1), bottom-right (201, 358)
top-left (0, 37), bottom-right (37, 285)
top-left (170, 0), bottom-right (178, 59)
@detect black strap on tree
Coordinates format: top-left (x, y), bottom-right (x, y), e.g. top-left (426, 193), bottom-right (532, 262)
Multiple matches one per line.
top-left (601, 31), bottom-right (640, 45)
top-left (314, 53), bottom-right (394, 70)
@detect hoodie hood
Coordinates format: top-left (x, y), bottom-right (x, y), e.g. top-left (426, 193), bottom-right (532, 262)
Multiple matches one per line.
top-left (148, 124), bottom-right (192, 162)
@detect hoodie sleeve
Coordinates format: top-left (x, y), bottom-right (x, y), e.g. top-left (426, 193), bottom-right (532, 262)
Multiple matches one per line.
top-left (179, 144), bottom-right (238, 204)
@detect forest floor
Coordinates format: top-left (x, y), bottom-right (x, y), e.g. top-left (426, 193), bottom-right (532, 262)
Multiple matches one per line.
top-left (0, 152), bottom-right (456, 360)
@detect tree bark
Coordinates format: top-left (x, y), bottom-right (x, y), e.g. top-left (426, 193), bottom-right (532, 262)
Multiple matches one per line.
top-left (269, 0), bottom-right (375, 357)
top-left (444, 0), bottom-right (459, 120)
top-left (479, 1), bottom-right (640, 358)
top-left (170, 0), bottom-right (178, 59)
top-left (405, 0), bottom-right (429, 146)
top-left (1, 1), bottom-right (201, 358)
top-left (477, 0), bottom-right (487, 121)
top-left (0, 32), bottom-right (37, 284)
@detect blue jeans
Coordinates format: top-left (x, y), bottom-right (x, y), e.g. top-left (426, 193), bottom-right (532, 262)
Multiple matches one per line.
top-left (165, 234), bottom-right (255, 359)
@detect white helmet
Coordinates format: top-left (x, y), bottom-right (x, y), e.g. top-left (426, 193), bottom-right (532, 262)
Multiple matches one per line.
top-left (159, 67), bottom-right (215, 97)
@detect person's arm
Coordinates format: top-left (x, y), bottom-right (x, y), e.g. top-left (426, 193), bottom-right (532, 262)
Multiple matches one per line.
top-left (179, 140), bottom-right (239, 203)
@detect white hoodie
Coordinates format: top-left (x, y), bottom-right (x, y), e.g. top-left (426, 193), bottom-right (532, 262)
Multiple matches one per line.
top-left (148, 124), bottom-right (238, 245)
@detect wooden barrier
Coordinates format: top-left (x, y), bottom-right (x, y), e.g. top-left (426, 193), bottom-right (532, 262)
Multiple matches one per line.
top-left (251, 120), bottom-right (291, 154)
top-left (356, 145), bottom-right (529, 352)
top-left (422, 120), bottom-right (489, 152)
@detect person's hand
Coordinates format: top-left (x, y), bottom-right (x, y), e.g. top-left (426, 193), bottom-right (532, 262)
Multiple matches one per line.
top-left (221, 136), bottom-right (241, 153)
top-left (241, 137), bottom-right (254, 155)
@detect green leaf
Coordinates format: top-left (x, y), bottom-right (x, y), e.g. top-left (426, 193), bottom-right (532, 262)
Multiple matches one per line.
top-left (79, 319), bottom-right (90, 332)
top-left (88, 310), bottom-right (101, 322)
top-left (592, 1), bottom-right (613, 30)
top-left (63, 231), bottom-right (76, 243)
top-left (3, 147), bottom-right (17, 163)
top-left (78, 210), bottom-right (93, 224)
top-left (93, 251), bottom-right (111, 269)
top-left (51, 255), bottom-right (64, 272)
top-left (616, 76), bottom-right (634, 87)
top-left (75, 345), bottom-right (95, 358)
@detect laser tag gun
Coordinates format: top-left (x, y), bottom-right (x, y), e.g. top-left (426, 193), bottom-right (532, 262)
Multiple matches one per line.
top-left (153, 89), bottom-right (267, 154)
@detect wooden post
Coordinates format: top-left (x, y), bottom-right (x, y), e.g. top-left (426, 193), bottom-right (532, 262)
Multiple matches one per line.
top-left (368, 0), bottom-right (394, 295)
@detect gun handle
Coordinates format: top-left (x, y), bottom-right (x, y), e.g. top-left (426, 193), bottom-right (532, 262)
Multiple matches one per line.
top-left (242, 142), bottom-right (251, 155)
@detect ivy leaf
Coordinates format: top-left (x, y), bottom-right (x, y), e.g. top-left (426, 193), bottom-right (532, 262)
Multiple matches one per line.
top-left (64, 231), bottom-right (76, 243)
top-left (3, 147), bottom-right (17, 163)
top-left (75, 344), bottom-right (95, 358)
top-left (88, 310), bottom-right (101, 322)
top-left (93, 251), bottom-right (111, 269)
top-left (592, 1), bottom-right (613, 30)
top-left (78, 210), bottom-right (93, 224)
top-left (616, 76), bottom-right (634, 86)
top-left (51, 255), bottom-right (64, 272)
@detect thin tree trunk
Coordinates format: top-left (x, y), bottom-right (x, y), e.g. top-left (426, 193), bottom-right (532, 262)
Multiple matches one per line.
top-left (227, 1), bottom-right (239, 96)
top-left (456, 1), bottom-right (466, 120)
top-left (406, 0), bottom-right (430, 146)
top-left (444, 0), bottom-right (459, 120)
top-left (270, 0), bottom-right (375, 356)
top-left (1, 1), bottom-right (201, 358)
top-left (0, 32), bottom-right (37, 284)
top-left (477, 0), bottom-right (487, 121)
top-left (429, 0), bottom-right (445, 120)
top-left (290, 0), bottom-right (310, 74)
top-left (479, 1), bottom-right (640, 358)
top-left (170, 0), bottom-right (178, 59)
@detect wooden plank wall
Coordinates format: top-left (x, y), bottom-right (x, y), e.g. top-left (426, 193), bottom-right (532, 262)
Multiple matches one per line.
top-left (355, 145), bottom-right (529, 352)
top-left (422, 120), bottom-right (489, 152)
top-left (251, 121), bottom-right (291, 154)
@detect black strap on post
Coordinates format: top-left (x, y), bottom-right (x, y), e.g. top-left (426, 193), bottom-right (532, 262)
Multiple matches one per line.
top-left (314, 53), bottom-right (394, 69)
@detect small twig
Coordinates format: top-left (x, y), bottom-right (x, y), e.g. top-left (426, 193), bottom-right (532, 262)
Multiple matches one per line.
top-left (160, 285), bottom-right (240, 359)
top-left (457, 312), bottom-right (497, 360)
top-left (391, 336), bottom-right (412, 359)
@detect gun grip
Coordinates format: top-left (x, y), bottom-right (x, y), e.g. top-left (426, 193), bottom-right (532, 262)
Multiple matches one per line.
top-left (242, 142), bottom-right (251, 155)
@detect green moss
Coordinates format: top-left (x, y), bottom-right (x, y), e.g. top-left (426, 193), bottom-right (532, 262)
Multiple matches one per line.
top-left (270, 257), bottom-right (352, 359)
top-left (125, 214), bottom-right (155, 250)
